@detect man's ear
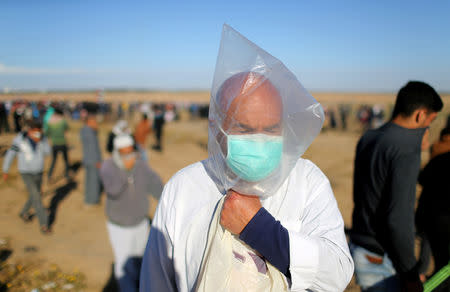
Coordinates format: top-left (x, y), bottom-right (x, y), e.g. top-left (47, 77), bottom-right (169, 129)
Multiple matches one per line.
top-left (415, 109), bottom-right (427, 125)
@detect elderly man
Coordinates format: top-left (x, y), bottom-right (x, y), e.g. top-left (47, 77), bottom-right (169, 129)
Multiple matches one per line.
top-left (100, 134), bottom-right (163, 292)
top-left (140, 25), bottom-right (353, 292)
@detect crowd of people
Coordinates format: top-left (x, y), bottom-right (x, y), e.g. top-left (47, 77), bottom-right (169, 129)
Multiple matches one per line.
top-left (1, 27), bottom-right (449, 292)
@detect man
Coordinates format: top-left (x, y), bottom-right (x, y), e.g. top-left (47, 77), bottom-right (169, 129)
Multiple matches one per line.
top-left (151, 105), bottom-right (165, 152)
top-left (80, 114), bottom-right (102, 205)
top-left (134, 114), bottom-right (152, 161)
top-left (140, 69), bottom-right (353, 291)
top-left (45, 107), bottom-right (70, 182)
top-left (100, 134), bottom-right (163, 292)
top-left (2, 119), bottom-right (51, 234)
top-left (350, 81), bottom-right (443, 292)
top-left (140, 25), bottom-right (353, 292)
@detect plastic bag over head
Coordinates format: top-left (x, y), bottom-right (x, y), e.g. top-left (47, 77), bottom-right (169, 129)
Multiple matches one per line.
top-left (205, 24), bottom-right (324, 198)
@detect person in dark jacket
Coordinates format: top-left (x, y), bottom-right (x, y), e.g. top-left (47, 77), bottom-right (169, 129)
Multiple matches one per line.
top-left (350, 81), bottom-right (443, 292)
top-left (415, 127), bottom-right (450, 276)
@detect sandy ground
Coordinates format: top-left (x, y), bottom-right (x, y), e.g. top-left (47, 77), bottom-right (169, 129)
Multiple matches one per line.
top-left (0, 96), bottom-right (449, 291)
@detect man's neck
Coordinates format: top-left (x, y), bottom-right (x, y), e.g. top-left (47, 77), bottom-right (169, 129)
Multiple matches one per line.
top-left (391, 116), bottom-right (419, 129)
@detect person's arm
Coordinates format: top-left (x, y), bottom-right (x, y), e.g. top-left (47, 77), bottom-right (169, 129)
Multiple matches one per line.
top-left (140, 181), bottom-right (177, 292)
top-left (226, 168), bottom-right (354, 291)
top-left (384, 152), bottom-right (423, 287)
top-left (42, 137), bottom-right (51, 156)
top-left (144, 165), bottom-right (164, 200)
top-left (99, 162), bottom-right (128, 198)
top-left (2, 139), bottom-right (20, 174)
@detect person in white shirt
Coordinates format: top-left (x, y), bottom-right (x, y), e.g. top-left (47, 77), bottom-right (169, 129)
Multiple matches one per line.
top-left (140, 25), bottom-right (353, 292)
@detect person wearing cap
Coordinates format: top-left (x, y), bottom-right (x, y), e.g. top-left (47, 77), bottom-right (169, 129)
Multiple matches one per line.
top-left (106, 120), bottom-right (131, 154)
top-left (140, 71), bottom-right (353, 291)
top-left (350, 81), bottom-right (443, 292)
top-left (2, 119), bottom-right (52, 234)
top-left (80, 115), bottom-right (102, 206)
top-left (100, 134), bottom-right (163, 292)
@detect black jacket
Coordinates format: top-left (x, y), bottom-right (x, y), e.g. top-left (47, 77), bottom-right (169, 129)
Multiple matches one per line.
top-left (351, 122), bottom-right (426, 278)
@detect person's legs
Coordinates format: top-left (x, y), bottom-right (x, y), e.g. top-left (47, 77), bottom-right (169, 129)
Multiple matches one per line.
top-left (47, 145), bottom-right (59, 179)
top-left (19, 174), bottom-right (33, 217)
top-left (84, 166), bottom-right (100, 205)
top-left (107, 222), bottom-right (139, 292)
top-left (61, 145), bottom-right (70, 178)
top-left (21, 173), bottom-right (48, 228)
top-left (350, 243), bottom-right (400, 292)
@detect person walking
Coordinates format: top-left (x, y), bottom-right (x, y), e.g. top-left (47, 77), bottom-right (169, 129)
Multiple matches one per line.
top-left (2, 119), bottom-right (52, 234)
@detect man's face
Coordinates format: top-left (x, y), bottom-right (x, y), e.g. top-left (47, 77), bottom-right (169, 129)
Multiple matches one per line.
top-left (119, 145), bottom-right (137, 170)
top-left (28, 128), bottom-right (42, 142)
top-left (222, 80), bottom-right (283, 136)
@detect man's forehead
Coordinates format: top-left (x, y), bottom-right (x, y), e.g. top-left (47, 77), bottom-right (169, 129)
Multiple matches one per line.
top-left (218, 72), bottom-right (282, 111)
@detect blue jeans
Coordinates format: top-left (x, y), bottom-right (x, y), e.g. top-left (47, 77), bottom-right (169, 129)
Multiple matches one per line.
top-left (350, 243), bottom-right (401, 292)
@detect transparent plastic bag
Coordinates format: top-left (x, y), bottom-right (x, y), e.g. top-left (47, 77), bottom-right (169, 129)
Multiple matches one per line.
top-left (195, 197), bottom-right (288, 292)
top-left (204, 24), bottom-right (324, 198)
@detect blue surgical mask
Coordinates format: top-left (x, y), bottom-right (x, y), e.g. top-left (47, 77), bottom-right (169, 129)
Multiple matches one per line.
top-left (226, 133), bottom-right (283, 182)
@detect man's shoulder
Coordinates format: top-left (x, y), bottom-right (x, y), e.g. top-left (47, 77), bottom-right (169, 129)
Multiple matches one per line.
top-left (167, 161), bottom-right (207, 185)
top-left (291, 158), bottom-right (330, 189)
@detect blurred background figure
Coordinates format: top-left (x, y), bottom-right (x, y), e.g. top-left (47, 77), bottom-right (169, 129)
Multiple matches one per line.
top-left (0, 102), bottom-right (10, 134)
top-left (339, 104), bottom-right (351, 131)
top-left (107, 120), bottom-right (131, 154)
top-left (151, 104), bottom-right (165, 152)
top-left (100, 134), bottom-right (163, 292)
top-left (415, 126), bottom-right (450, 278)
top-left (80, 114), bottom-right (102, 206)
top-left (45, 107), bottom-right (70, 182)
top-left (2, 119), bottom-right (51, 234)
top-left (134, 113), bottom-right (151, 161)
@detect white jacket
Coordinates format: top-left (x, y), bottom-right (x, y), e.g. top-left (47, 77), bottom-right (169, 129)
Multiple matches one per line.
top-left (140, 158), bottom-right (354, 292)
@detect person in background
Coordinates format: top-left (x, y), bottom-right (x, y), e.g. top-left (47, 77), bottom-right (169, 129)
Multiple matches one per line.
top-left (0, 102), bottom-right (10, 134)
top-left (100, 134), bottom-right (163, 292)
top-left (80, 115), bottom-right (102, 206)
top-left (45, 107), bottom-right (70, 182)
top-left (134, 113), bottom-right (152, 161)
top-left (350, 81), bottom-right (443, 292)
top-left (106, 120), bottom-right (131, 154)
top-left (2, 119), bottom-right (51, 234)
top-left (415, 126), bottom-right (450, 277)
top-left (151, 105), bottom-right (165, 152)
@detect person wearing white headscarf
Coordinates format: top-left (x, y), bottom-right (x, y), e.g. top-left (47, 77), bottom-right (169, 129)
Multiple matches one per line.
top-left (100, 134), bottom-right (163, 292)
top-left (139, 25), bottom-right (353, 292)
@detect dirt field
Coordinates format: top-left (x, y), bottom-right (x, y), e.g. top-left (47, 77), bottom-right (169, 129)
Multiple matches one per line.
top-left (0, 93), bottom-right (449, 291)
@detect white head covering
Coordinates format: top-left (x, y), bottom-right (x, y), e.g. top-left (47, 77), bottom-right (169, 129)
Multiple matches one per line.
top-left (204, 24), bottom-right (324, 198)
top-left (112, 120), bottom-right (130, 135)
top-left (112, 134), bottom-right (134, 169)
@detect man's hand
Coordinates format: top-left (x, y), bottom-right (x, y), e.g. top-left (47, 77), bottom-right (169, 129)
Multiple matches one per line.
top-left (3, 173), bottom-right (8, 182)
top-left (220, 190), bottom-right (262, 235)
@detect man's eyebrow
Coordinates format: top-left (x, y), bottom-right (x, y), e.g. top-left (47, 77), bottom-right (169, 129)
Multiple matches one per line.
top-left (263, 123), bottom-right (281, 131)
top-left (235, 122), bottom-right (255, 131)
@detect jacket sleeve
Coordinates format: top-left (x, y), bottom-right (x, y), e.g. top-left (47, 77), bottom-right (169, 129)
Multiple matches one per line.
top-left (384, 152), bottom-right (421, 278)
top-left (144, 165), bottom-right (164, 200)
top-left (42, 137), bottom-right (51, 156)
top-left (2, 137), bottom-right (20, 173)
top-left (287, 179), bottom-right (354, 291)
top-left (99, 162), bottom-right (128, 198)
top-left (140, 181), bottom-right (177, 292)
